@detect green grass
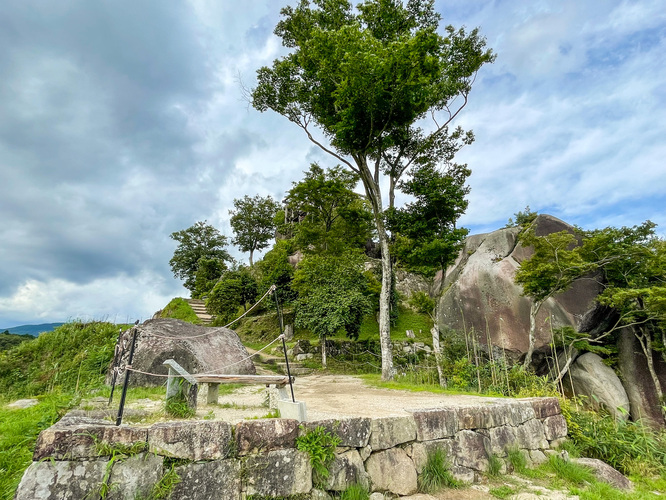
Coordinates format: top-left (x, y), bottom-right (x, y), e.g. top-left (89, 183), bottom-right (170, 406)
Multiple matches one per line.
top-left (489, 485), bottom-right (515, 499)
top-left (418, 448), bottom-right (461, 493)
top-left (159, 298), bottom-right (200, 324)
top-left (506, 446), bottom-right (527, 474)
top-left (339, 484), bottom-right (370, 500)
top-left (0, 392), bottom-right (76, 499)
top-left (358, 306), bottom-right (433, 342)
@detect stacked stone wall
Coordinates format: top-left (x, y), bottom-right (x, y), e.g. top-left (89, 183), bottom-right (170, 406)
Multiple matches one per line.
top-left (16, 397), bottom-right (567, 499)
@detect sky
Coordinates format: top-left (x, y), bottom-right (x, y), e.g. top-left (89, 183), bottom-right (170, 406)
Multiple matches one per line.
top-left (1, 0), bottom-right (664, 328)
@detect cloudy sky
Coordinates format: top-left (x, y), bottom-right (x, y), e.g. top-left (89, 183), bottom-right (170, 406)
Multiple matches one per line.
top-left (1, 0), bottom-right (664, 328)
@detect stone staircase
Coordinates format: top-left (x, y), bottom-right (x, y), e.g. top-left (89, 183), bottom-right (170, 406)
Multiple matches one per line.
top-left (187, 299), bottom-right (213, 325)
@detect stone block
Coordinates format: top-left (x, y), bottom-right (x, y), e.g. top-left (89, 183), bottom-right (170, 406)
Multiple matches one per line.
top-left (408, 440), bottom-right (455, 474)
top-left (515, 419), bottom-right (548, 450)
top-left (148, 420), bottom-right (233, 460)
top-left (15, 459), bottom-right (108, 499)
top-left (33, 420), bottom-right (148, 460)
top-left (244, 449), bottom-right (312, 497)
top-left (453, 430), bottom-right (490, 472)
top-left (304, 417), bottom-right (371, 448)
top-left (508, 401), bottom-right (537, 425)
top-left (278, 400), bottom-right (307, 421)
top-left (324, 450), bottom-right (369, 491)
top-left (369, 416), bottom-right (417, 451)
top-left (107, 453), bottom-right (163, 500)
top-left (235, 419), bottom-right (299, 456)
top-left (529, 449), bottom-right (548, 466)
top-left (365, 448), bottom-right (418, 496)
top-left (170, 459), bottom-right (241, 500)
top-left (543, 414), bottom-right (568, 441)
top-left (450, 465), bottom-right (476, 483)
top-left (456, 404), bottom-right (501, 429)
top-left (574, 458), bottom-right (633, 490)
top-left (410, 408), bottom-right (458, 441)
top-left (530, 397), bottom-right (561, 419)
top-left (488, 425), bottom-right (518, 456)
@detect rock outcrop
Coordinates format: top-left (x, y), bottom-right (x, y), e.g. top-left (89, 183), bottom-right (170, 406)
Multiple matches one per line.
top-left (436, 215), bottom-right (603, 362)
top-left (107, 318), bottom-right (255, 387)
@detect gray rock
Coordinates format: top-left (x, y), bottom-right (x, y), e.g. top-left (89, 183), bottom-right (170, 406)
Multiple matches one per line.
top-left (170, 459), bottom-right (241, 500)
top-left (574, 458), bottom-right (633, 490)
top-left (436, 215), bottom-right (602, 362)
top-left (365, 448), bottom-right (418, 495)
top-left (304, 417), bottom-right (371, 448)
top-left (107, 453), bottom-right (163, 500)
top-left (450, 465), bottom-right (476, 483)
top-left (235, 418), bottom-right (299, 456)
top-left (565, 352), bottom-right (630, 420)
top-left (324, 450), bottom-right (369, 491)
top-left (369, 416), bottom-right (417, 451)
top-left (453, 430), bottom-right (490, 472)
top-left (530, 398), bottom-right (561, 419)
top-left (15, 459), bottom-right (108, 499)
top-left (148, 420), bottom-right (233, 460)
top-left (543, 415), bottom-right (568, 441)
top-left (410, 408), bottom-right (458, 441)
top-left (7, 398), bottom-right (39, 409)
top-left (33, 420), bottom-right (147, 460)
top-left (515, 418), bottom-right (548, 450)
top-left (107, 318), bottom-right (255, 387)
top-left (244, 449), bottom-right (312, 497)
top-left (488, 425), bottom-right (518, 456)
top-left (529, 449), bottom-right (548, 465)
top-left (369, 493), bottom-right (385, 500)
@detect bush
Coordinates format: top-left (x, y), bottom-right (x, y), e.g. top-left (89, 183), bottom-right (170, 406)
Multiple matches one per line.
top-left (296, 426), bottom-right (341, 486)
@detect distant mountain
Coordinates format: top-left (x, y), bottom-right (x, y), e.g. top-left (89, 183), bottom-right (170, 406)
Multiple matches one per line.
top-left (0, 323), bottom-right (64, 336)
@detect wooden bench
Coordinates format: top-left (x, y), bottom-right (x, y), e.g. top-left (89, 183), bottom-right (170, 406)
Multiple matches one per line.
top-left (163, 359), bottom-right (294, 410)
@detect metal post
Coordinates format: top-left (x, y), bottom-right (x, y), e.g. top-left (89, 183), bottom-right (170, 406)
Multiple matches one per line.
top-left (116, 324), bottom-right (139, 426)
top-left (108, 328), bottom-right (124, 405)
top-left (273, 288), bottom-right (295, 403)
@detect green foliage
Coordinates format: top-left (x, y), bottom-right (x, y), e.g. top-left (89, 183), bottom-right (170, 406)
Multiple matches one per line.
top-left (0, 321), bottom-right (119, 398)
top-left (489, 485), bottom-right (515, 499)
top-left (506, 446), bottom-right (527, 473)
top-left (293, 251), bottom-right (372, 341)
top-left (283, 163), bottom-right (373, 255)
top-left (562, 401), bottom-right (666, 475)
top-left (165, 395), bottom-right (196, 419)
top-left (230, 194), bottom-right (280, 266)
top-left (0, 332), bottom-right (34, 351)
top-left (418, 448), bottom-right (461, 493)
top-left (545, 455), bottom-right (596, 485)
top-left (192, 257), bottom-right (228, 298)
top-left (296, 426), bottom-right (341, 486)
top-left (94, 439), bottom-right (148, 457)
top-left (159, 298), bottom-right (200, 324)
top-left (258, 240), bottom-right (297, 304)
top-left (0, 393), bottom-right (74, 500)
top-left (387, 163), bottom-right (470, 276)
top-left (506, 206), bottom-right (538, 228)
top-left (207, 267), bottom-right (258, 325)
top-left (147, 465), bottom-right (181, 500)
top-left (408, 291), bottom-right (435, 315)
top-left (487, 453), bottom-right (503, 477)
top-left (169, 220), bottom-right (231, 293)
top-left (338, 484), bottom-right (370, 500)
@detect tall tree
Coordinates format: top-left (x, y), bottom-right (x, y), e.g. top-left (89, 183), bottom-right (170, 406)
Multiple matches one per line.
top-left (386, 162), bottom-right (470, 276)
top-left (230, 195), bottom-right (280, 266)
top-left (169, 221), bottom-right (231, 294)
top-left (252, 0), bottom-right (493, 379)
top-left (284, 163), bottom-right (373, 254)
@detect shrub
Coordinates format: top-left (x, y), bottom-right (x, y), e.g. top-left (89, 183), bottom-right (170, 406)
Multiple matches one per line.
top-left (418, 448), bottom-right (461, 493)
top-left (296, 426), bottom-right (341, 486)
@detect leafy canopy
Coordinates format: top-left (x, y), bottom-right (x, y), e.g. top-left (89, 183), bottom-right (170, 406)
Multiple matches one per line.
top-left (229, 195), bottom-right (279, 266)
top-left (169, 221), bottom-right (231, 294)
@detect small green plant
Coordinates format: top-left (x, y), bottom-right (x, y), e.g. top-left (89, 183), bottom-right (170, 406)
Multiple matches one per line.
top-left (147, 465), bottom-right (181, 499)
top-left (262, 409), bottom-right (280, 419)
top-left (417, 448), bottom-right (461, 493)
top-left (338, 483), bottom-right (370, 500)
top-left (94, 439), bottom-right (148, 457)
top-left (546, 455), bottom-right (595, 486)
top-left (506, 446), bottom-right (527, 473)
top-left (296, 426), bottom-right (341, 486)
top-left (487, 453), bottom-right (503, 477)
top-left (165, 396), bottom-right (195, 419)
top-left (489, 485), bottom-right (515, 499)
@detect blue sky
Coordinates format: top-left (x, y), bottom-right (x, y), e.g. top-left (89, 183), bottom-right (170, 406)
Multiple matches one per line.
top-left (0, 0), bottom-right (664, 327)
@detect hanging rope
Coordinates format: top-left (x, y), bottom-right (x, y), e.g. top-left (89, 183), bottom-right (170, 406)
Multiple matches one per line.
top-left (123, 334), bottom-right (284, 379)
top-left (141, 285), bottom-right (276, 341)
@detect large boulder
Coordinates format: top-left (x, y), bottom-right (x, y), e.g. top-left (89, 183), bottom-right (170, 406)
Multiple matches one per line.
top-left (107, 318), bottom-right (255, 387)
top-left (563, 352), bottom-right (630, 420)
top-left (436, 215), bottom-right (602, 361)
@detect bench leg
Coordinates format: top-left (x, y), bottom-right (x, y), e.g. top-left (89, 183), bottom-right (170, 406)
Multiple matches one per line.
top-left (207, 383), bottom-right (220, 404)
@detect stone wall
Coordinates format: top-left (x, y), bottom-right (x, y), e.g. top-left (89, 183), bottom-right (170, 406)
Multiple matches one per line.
top-left (16, 398), bottom-right (567, 499)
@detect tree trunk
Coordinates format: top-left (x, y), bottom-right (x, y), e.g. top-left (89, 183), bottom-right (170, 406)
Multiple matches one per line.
top-left (321, 336), bottom-right (327, 369)
top-left (356, 156), bottom-right (395, 380)
top-left (431, 324), bottom-right (445, 387)
top-left (389, 175), bottom-right (396, 210)
top-left (634, 326), bottom-right (666, 421)
top-left (249, 249), bottom-right (254, 267)
top-left (523, 299), bottom-right (542, 369)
